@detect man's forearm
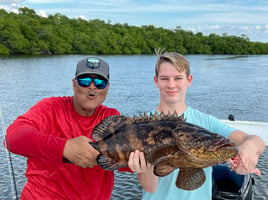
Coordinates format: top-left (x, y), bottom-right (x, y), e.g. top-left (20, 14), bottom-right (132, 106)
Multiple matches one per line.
top-left (6, 124), bottom-right (66, 162)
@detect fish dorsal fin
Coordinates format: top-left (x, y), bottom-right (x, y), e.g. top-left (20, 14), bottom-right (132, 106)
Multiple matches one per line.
top-left (91, 115), bottom-right (129, 142)
top-left (92, 112), bottom-right (186, 141)
top-left (176, 168), bottom-right (206, 190)
top-left (128, 111), bottom-right (186, 124)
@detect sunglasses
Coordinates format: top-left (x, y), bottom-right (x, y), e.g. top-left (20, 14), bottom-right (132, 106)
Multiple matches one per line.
top-left (76, 77), bottom-right (108, 89)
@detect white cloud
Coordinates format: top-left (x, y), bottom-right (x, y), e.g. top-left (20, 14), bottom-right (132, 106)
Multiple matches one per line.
top-left (256, 25), bottom-right (261, 30)
top-left (0, 0), bottom-right (25, 3)
top-left (211, 25), bottom-right (221, 29)
top-left (1, 0), bottom-right (268, 42)
top-left (27, 0), bottom-right (73, 3)
top-left (0, 2), bottom-right (21, 12)
top-left (77, 15), bottom-right (87, 20)
top-left (241, 26), bottom-right (249, 30)
top-left (38, 10), bottom-right (48, 17)
top-left (181, 24), bottom-right (268, 42)
top-left (83, 0), bottom-right (130, 7)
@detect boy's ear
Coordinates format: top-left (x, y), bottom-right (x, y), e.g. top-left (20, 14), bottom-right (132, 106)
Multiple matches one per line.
top-left (187, 75), bottom-right (193, 86)
top-left (154, 76), bottom-right (159, 87)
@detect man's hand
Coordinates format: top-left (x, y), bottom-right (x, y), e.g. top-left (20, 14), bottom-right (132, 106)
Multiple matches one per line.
top-left (63, 136), bottom-right (99, 168)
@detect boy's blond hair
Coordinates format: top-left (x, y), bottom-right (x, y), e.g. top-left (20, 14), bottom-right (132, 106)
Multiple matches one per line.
top-left (155, 51), bottom-right (190, 78)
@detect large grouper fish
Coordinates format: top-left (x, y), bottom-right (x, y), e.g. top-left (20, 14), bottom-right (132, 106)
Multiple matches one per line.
top-left (90, 112), bottom-right (238, 190)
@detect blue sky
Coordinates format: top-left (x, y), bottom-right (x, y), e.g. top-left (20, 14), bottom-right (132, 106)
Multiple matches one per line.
top-left (1, 0), bottom-right (268, 42)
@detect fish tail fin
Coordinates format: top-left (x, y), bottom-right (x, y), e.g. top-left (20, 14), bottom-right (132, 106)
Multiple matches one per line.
top-left (97, 154), bottom-right (128, 170)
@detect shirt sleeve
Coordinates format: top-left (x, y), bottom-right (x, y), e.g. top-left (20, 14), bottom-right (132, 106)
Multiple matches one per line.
top-left (118, 166), bottom-right (132, 172)
top-left (207, 115), bottom-right (236, 138)
top-left (5, 99), bottom-right (67, 163)
top-left (186, 107), bottom-right (236, 138)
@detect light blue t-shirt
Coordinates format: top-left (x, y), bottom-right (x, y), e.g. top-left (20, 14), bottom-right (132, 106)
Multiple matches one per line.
top-left (142, 107), bottom-right (235, 200)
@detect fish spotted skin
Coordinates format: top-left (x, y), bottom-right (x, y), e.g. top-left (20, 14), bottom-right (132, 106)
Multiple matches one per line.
top-left (90, 112), bottom-right (238, 190)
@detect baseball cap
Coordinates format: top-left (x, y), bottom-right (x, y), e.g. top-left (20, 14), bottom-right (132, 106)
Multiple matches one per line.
top-left (75, 57), bottom-right (109, 80)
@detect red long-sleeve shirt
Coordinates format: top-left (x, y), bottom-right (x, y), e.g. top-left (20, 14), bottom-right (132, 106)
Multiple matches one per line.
top-left (6, 96), bottom-right (121, 200)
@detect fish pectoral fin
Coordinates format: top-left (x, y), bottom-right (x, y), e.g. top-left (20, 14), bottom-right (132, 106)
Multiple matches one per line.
top-left (146, 144), bottom-right (178, 164)
top-left (154, 163), bottom-right (176, 177)
top-left (153, 156), bottom-right (177, 177)
top-left (97, 154), bottom-right (127, 170)
top-left (176, 168), bottom-right (206, 190)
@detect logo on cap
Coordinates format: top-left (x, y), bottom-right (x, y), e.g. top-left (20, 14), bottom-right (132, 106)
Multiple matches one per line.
top-left (87, 58), bottom-right (100, 69)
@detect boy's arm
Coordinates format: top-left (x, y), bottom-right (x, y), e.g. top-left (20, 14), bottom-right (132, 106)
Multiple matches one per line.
top-left (228, 130), bottom-right (265, 175)
top-left (128, 150), bottom-right (158, 193)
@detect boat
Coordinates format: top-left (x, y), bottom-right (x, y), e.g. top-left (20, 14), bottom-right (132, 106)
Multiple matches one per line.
top-left (212, 118), bottom-right (268, 200)
top-left (221, 119), bottom-right (268, 144)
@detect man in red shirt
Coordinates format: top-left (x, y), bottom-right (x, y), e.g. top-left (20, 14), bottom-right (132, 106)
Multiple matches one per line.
top-left (5, 57), bottom-right (125, 199)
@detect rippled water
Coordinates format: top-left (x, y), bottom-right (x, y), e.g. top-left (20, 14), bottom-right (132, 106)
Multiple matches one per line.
top-left (252, 150), bottom-right (268, 200)
top-left (1, 55), bottom-right (267, 199)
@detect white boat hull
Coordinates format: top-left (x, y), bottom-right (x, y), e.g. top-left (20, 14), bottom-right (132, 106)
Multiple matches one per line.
top-left (221, 120), bottom-right (268, 145)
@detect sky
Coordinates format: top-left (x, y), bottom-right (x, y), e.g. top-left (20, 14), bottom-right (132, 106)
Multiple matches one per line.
top-left (1, 0), bottom-right (268, 42)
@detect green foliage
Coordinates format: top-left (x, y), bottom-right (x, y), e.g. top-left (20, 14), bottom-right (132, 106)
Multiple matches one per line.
top-left (0, 8), bottom-right (268, 55)
top-left (0, 44), bottom-right (10, 55)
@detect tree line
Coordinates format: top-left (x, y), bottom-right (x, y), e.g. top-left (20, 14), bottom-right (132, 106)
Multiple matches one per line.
top-left (0, 7), bottom-right (268, 56)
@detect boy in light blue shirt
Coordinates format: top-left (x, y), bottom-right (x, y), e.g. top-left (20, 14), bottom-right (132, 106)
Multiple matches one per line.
top-left (128, 52), bottom-right (265, 200)
top-left (142, 107), bottom-right (234, 200)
